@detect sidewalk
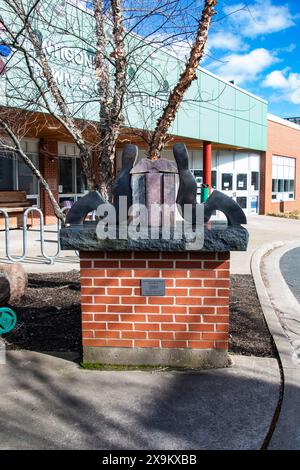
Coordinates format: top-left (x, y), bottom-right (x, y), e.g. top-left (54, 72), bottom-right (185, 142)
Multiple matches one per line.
top-left (0, 351), bottom-right (279, 450)
top-left (1, 215), bottom-right (300, 274)
top-left (0, 216), bottom-right (293, 449)
top-left (0, 225), bottom-right (79, 273)
top-left (252, 241), bottom-right (300, 449)
top-left (231, 214), bottom-right (300, 274)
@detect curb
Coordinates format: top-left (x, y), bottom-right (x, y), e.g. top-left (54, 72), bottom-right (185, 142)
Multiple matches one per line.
top-left (251, 240), bottom-right (300, 450)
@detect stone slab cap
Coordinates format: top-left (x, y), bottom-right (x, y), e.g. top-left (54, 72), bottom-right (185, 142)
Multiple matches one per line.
top-left (60, 221), bottom-right (249, 252)
top-left (130, 158), bottom-right (178, 174)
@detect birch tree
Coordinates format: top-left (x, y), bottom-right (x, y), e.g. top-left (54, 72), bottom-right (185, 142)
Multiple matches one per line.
top-left (0, 0), bottom-right (217, 213)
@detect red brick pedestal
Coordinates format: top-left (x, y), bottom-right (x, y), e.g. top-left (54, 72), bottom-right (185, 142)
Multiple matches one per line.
top-left (80, 251), bottom-right (230, 368)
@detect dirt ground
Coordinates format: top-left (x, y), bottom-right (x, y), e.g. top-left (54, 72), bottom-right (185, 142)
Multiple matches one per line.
top-left (229, 275), bottom-right (276, 357)
top-left (3, 272), bottom-right (276, 358)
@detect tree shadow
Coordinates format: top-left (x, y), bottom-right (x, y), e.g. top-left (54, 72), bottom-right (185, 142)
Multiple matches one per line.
top-left (0, 352), bottom-right (281, 450)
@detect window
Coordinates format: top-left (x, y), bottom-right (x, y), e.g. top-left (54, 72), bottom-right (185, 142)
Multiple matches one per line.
top-left (192, 170), bottom-right (217, 189)
top-left (0, 152), bottom-right (15, 190)
top-left (237, 173), bottom-right (247, 190)
top-left (59, 157), bottom-right (73, 193)
top-left (272, 156), bottom-right (295, 202)
top-left (211, 170), bottom-right (217, 190)
top-left (222, 173), bottom-right (233, 191)
top-left (18, 154), bottom-right (39, 195)
top-left (251, 172), bottom-right (259, 191)
top-left (236, 196), bottom-right (247, 209)
top-left (0, 149), bottom-right (39, 203)
top-left (59, 156), bottom-right (87, 196)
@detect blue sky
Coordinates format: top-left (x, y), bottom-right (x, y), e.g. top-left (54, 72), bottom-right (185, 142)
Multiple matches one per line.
top-left (203, 0), bottom-right (300, 117)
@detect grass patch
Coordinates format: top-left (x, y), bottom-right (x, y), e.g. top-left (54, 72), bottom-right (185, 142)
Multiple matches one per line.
top-left (268, 210), bottom-right (300, 220)
top-left (80, 362), bottom-right (231, 371)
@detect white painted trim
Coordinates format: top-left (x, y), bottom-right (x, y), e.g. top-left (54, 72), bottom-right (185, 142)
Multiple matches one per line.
top-left (268, 113), bottom-right (300, 131)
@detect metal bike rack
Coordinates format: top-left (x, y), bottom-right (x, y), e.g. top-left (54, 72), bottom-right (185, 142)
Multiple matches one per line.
top-left (0, 207), bottom-right (61, 265)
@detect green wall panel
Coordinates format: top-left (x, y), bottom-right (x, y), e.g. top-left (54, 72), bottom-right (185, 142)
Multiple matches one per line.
top-left (0, 0), bottom-right (267, 151)
top-left (235, 118), bottom-right (250, 149)
top-left (235, 92), bottom-right (250, 122)
top-left (219, 114), bottom-right (235, 145)
top-left (199, 108), bottom-right (219, 142)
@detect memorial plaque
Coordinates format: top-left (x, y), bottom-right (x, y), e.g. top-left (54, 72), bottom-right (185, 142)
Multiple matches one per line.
top-left (141, 279), bottom-right (165, 296)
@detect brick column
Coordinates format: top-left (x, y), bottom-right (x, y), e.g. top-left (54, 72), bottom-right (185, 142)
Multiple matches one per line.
top-left (39, 140), bottom-right (59, 225)
top-left (79, 251), bottom-right (230, 368)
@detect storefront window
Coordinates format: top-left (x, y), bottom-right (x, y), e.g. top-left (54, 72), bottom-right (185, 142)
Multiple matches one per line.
top-left (59, 156), bottom-right (87, 200)
top-left (0, 150), bottom-right (39, 203)
top-left (0, 152), bottom-right (15, 190)
top-left (251, 172), bottom-right (259, 191)
top-left (272, 156), bottom-right (295, 202)
top-left (18, 155), bottom-right (39, 195)
top-left (211, 170), bottom-right (217, 189)
top-left (237, 173), bottom-right (247, 190)
top-left (236, 196), bottom-right (247, 209)
top-left (192, 170), bottom-right (217, 189)
top-left (76, 158), bottom-right (87, 194)
top-left (222, 173), bottom-right (233, 191)
top-left (59, 157), bottom-right (74, 194)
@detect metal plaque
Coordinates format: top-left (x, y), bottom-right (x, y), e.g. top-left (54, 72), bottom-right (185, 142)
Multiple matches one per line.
top-left (141, 279), bottom-right (165, 296)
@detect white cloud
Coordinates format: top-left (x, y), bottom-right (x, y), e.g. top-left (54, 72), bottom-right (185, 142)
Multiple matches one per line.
top-left (211, 48), bottom-right (278, 84)
top-left (263, 69), bottom-right (300, 104)
top-left (206, 31), bottom-right (247, 52)
top-left (224, 0), bottom-right (295, 38)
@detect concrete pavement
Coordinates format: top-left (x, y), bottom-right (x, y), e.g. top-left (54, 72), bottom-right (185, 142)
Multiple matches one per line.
top-left (252, 241), bottom-right (300, 449)
top-left (0, 225), bottom-right (79, 273)
top-left (1, 215), bottom-right (296, 449)
top-left (0, 351), bottom-right (280, 450)
top-left (1, 215), bottom-right (300, 274)
top-left (231, 214), bottom-right (300, 274)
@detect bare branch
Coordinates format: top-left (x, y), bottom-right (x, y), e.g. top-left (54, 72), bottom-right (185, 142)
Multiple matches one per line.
top-left (148, 0), bottom-right (217, 159)
top-left (0, 116), bottom-right (64, 222)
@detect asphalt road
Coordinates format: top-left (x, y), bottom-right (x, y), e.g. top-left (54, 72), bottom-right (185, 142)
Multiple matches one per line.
top-left (280, 247), bottom-right (300, 303)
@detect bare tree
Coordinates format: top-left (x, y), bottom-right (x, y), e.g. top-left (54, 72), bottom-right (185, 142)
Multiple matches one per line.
top-left (0, 0), bottom-right (217, 210)
top-left (148, 0), bottom-right (217, 159)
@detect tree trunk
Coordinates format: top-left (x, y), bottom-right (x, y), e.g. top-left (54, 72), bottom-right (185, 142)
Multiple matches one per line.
top-left (98, 128), bottom-right (118, 202)
top-left (80, 148), bottom-right (97, 192)
top-left (148, 0), bottom-right (217, 160)
top-left (94, 0), bottom-right (126, 202)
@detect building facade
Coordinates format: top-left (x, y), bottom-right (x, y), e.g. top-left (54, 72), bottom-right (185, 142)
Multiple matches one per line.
top-left (1, 0), bottom-right (299, 226)
top-left (260, 115), bottom-right (300, 215)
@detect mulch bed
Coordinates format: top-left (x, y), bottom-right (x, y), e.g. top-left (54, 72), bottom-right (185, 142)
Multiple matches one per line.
top-left (3, 272), bottom-right (276, 358)
top-left (229, 275), bottom-right (276, 358)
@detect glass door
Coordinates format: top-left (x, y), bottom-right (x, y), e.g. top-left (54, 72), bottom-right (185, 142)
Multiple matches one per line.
top-left (221, 173), bottom-right (233, 196)
top-left (220, 172), bottom-right (249, 214)
top-left (58, 155), bottom-right (87, 208)
top-left (250, 171), bottom-right (259, 214)
top-left (17, 154), bottom-right (40, 206)
top-left (235, 173), bottom-right (248, 214)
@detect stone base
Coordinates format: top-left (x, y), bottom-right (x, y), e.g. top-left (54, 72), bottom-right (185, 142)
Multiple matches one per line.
top-left (83, 346), bottom-right (229, 369)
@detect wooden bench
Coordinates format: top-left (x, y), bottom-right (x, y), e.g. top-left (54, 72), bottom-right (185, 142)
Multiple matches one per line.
top-left (0, 191), bottom-right (32, 229)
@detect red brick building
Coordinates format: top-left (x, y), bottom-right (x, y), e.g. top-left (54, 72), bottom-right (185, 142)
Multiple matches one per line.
top-left (260, 115), bottom-right (300, 215)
